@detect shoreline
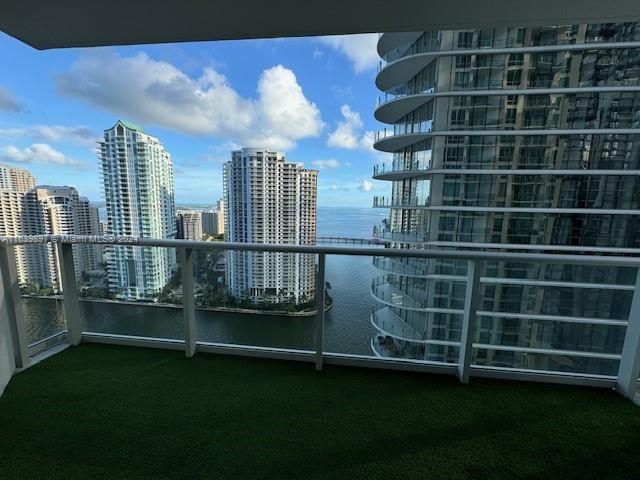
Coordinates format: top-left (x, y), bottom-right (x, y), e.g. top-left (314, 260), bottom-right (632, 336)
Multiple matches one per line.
top-left (21, 294), bottom-right (333, 317)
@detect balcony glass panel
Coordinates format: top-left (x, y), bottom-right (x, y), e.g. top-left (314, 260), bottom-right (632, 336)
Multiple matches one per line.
top-left (79, 246), bottom-right (184, 340)
top-left (195, 248), bottom-right (316, 351)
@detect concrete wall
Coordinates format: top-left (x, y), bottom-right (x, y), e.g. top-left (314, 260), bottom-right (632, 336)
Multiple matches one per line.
top-left (0, 267), bottom-right (17, 397)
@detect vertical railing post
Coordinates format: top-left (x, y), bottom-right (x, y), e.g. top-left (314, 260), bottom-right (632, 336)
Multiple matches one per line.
top-left (57, 242), bottom-right (82, 346)
top-left (458, 259), bottom-right (481, 384)
top-left (179, 247), bottom-right (196, 358)
top-left (0, 244), bottom-right (30, 368)
top-left (617, 266), bottom-right (640, 400)
top-left (315, 253), bottom-right (326, 371)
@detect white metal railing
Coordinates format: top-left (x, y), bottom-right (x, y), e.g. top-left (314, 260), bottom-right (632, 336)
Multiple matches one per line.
top-left (1, 235), bottom-right (639, 402)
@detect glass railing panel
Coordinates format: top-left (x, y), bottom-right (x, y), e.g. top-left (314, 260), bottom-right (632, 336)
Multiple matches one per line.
top-left (80, 245), bottom-right (184, 340)
top-left (472, 349), bottom-right (619, 376)
top-left (18, 243), bottom-right (66, 352)
top-left (323, 254), bottom-right (379, 357)
top-left (195, 248), bottom-right (316, 351)
top-left (21, 296), bottom-right (65, 347)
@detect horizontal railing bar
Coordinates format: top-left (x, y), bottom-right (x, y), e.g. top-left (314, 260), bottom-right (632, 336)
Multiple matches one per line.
top-left (82, 332), bottom-right (185, 350)
top-left (473, 343), bottom-right (621, 360)
top-left (2, 235), bottom-right (640, 266)
top-left (375, 169), bottom-right (640, 176)
top-left (376, 204), bottom-right (640, 215)
top-left (77, 332), bottom-right (622, 385)
top-left (470, 365), bottom-right (617, 388)
top-left (197, 341), bottom-right (315, 362)
top-left (378, 85), bottom-right (640, 102)
top-left (479, 277), bottom-right (635, 290)
top-left (326, 351), bottom-right (459, 374)
top-left (27, 330), bottom-right (68, 349)
top-left (476, 311), bottom-right (628, 326)
top-left (425, 241), bottom-right (640, 254)
top-left (372, 269), bottom-right (635, 290)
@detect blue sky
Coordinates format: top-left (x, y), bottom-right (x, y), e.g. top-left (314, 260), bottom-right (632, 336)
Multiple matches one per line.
top-left (0, 32), bottom-right (390, 206)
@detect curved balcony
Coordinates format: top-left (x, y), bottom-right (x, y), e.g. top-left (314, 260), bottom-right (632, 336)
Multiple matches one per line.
top-left (376, 41), bottom-right (640, 92)
top-left (371, 278), bottom-right (428, 311)
top-left (373, 196), bottom-right (429, 209)
top-left (373, 163), bottom-right (430, 181)
top-left (374, 121), bottom-right (433, 153)
top-left (372, 256), bottom-right (432, 278)
top-left (375, 85), bottom-right (640, 124)
top-left (371, 307), bottom-right (424, 343)
top-left (371, 277), bottom-right (464, 316)
top-left (371, 307), bottom-right (462, 348)
top-left (377, 32), bottom-right (424, 60)
top-left (376, 52), bottom-right (439, 92)
top-left (372, 225), bottom-right (429, 245)
top-left (375, 88), bottom-right (436, 123)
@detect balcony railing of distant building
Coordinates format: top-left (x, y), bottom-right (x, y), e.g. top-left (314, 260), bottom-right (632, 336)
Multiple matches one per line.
top-left (1, 235), bottom-right (639, 403)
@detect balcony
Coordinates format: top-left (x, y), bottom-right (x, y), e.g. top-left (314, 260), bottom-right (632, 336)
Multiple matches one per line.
top-left (2, 342), bottom-right (640, 479)
top-left (2, 235), bottom-right (640, 476)
top-left (374, 120), bottom-right (433, 152)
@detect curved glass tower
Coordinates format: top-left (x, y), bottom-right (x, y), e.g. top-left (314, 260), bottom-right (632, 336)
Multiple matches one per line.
top-left (371, 24), bottom-right (640, 375)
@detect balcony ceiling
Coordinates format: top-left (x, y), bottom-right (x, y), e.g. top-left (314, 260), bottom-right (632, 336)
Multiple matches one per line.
top-left (2, 0), bottom-right (640, 50)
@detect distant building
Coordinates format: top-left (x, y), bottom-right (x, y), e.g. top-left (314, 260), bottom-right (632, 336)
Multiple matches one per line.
top-left (215, 199), bottom-right (225, 235)
top-left (99, 120), bottom-right (176, 300)
top-left (223, 148), bottom-right (317, 304)
top-left (0, 164), bottom-right (39, 286)
top-left (31, 187), bottom-right (102, 290)
top-left (177, 211), bottom-right (203, 240)
top-left (201, 204), bottom-right (224, 236)
top-left (0, 166), bottom-right (101, 290)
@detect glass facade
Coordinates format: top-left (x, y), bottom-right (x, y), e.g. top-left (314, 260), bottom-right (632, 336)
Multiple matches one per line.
top-left (372, 24), bottom-right (640, 376)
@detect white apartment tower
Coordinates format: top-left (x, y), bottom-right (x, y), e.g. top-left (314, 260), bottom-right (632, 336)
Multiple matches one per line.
top-left (99, 120), bottom-right (176, 300)
top-left (223, 148), bottom-right (317, 304)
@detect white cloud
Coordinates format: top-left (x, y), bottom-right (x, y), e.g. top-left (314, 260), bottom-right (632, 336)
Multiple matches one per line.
top-left (359, 180), bottom-right (374, 192)
top-left (319, 34), bottom-right (379, 73)
top-left (311, 158), bottom-right (341, 169)
top-left (327, 105), bottom-right (375, 151)
top-left (55, 51), bottom-right (324, 151)
top-left (0, 143), bottom-right (88, 169)
top-left (0, 85), bottom-right (21, 112)
top-left (0, 125), bottom-right (96, 146)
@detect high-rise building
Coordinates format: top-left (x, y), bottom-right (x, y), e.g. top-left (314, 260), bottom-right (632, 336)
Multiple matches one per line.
top-left (371, 24), bottom-right (640, 375)
top-left (99, 120), bottom-right (176, 300)
top-left (177, 211), bottom-right (203, 240)
top-left (0, 165), bottom-right (102, 291)
top-left (201, 199), bottom-right (226, 236)
top-left (30, 186), bottom-right (102, 290)
top-left (223, 148), bottom-right (317, 304)
top-left (0, 164), bottom-right (39, 286)
top-left (215, 199), bottom-right (225, 235)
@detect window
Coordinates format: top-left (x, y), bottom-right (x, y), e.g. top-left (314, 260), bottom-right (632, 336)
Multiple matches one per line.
top-left (457, 31), bottom-right (474, 49)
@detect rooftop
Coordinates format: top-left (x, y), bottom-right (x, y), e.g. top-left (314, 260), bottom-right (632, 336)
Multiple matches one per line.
top-left (1, 343), bottom-right (639, 480)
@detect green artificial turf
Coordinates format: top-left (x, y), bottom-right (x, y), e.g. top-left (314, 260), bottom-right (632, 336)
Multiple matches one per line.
top-left (0, 344), bottom-right (639, 480)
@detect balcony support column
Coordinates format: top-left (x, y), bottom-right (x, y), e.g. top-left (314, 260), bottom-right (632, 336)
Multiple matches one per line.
top-left (617, 266), bottom-right (640, 401)
top-left (458, 260), bottom-right (480, 383)
top-left (0, 245), bottom-right (30, 368)
top-left (315, 253), bottom-right (326, 371)
top-left (57, 242), bottom-right (82, 346)
top-left (179, 247), bottom-right (196, 358)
